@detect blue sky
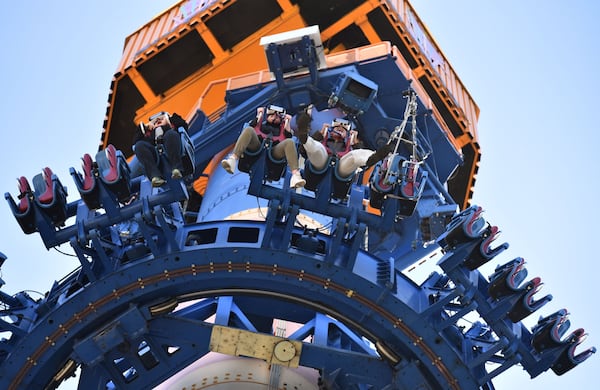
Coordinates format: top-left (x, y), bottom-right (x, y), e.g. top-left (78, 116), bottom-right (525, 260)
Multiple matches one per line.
top-left (1, 1), bottom-right (598, 389)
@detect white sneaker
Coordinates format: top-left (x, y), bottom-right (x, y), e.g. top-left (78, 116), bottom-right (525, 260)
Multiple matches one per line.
top-left (221, 155), bottom-right (237, 174)
top-left (290, 171), bottom-right (306, 189)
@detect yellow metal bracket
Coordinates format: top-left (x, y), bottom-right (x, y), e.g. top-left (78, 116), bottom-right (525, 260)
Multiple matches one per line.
top-left (209, 325), bottom-right (302, 367)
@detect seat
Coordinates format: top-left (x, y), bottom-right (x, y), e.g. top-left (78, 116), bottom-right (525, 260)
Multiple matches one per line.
top-left (487, 257), bottom-right (528, 299)
top-left (368, 156), bottom-right (426, 216)
top-left (331, 164), bottom-right (355, 200)
top-left (32, 167), bottom-right (68, 226)
top-left (96, 144), bottom-right (131, 203)
top-left (238, 138), bottom-right (286, 182)
top-left (237, 143), bottom-right (263, 174)
top-left (4, 176), bottom-right (37, 234)
top-left (506, 276), bottom-right (552, 322)
top-left (551, 328), bottom-right (596, 375)
top-left (302, 156), bottom-right (355, 200)
top-left (303, 157), bottom-right (331, 192)
top-left (463, 225), bottom-right (509, 270)
top-left (399, 160), bottom-right (425, 199)
top-left (488, 258), bottom-right (552, 322)
top-left (102, 145), bottom-right (120, 182)
top-left (370, 155), bottom-right (401, 193)
top-left (532, 309), bottom-right (571, 352)
top-left (70, 153), bottom-right (101, 209)
top-left (265, 145), bottom-right (286, 181)
top-left (369, 155), bottom-right (398, 209)
top-left (36, 167), bottom-right (55, 204)
top-left (530, 308), bottom-right (596, 374)
top-left (437, 205), bottom-right (486, 250)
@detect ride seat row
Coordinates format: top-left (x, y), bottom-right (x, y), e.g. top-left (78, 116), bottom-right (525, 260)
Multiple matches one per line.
top-left (5, 167), bottom-right (68, 234)
top-left (71, 144), bottom-right (131, 210)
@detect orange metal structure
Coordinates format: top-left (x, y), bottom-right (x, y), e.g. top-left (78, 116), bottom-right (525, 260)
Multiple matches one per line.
top-left (101, 0), bottom-right (480, 208)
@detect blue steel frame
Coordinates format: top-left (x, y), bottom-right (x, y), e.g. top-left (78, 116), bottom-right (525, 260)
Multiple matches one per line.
top-left (0, 38), bottom-right (594, 389)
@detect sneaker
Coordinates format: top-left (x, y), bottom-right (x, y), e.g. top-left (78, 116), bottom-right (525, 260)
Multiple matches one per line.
top-left (290, 171), bottom-right (306, 189)
top-left (151, 176), bottom-right (166, 187)
top-left (171, 168), bottom-right (182, 179)
top-left (221, 154), bottom-right (237, 174)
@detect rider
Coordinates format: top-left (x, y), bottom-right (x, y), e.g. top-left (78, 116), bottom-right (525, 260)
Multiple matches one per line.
top-left (221, 105), bottom-right (306, 189)
top-left (133, 111), bottom-right (188, 187)
top-left (295, 106), bottom-right (393, 178)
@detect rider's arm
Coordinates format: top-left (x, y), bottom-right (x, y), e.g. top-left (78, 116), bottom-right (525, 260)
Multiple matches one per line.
top-left (256, 107), bottom-right (265, 123)
top-left (349, 130), bottom-right (359, 146)
top-left (283, 113), bottom-right (292, 135)
top-left (311, 123), bottom-right (328, 142)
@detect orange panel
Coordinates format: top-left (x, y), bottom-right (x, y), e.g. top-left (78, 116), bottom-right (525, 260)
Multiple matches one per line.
top-left (131, 11), bottom-right (308, 124)
top-left (103, 0), bottom-right (481, 207)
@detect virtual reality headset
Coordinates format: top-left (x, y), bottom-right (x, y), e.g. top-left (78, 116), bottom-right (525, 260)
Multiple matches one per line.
top-left (148, 111), bottom-right (172, 129)
top-left (266, 105), bottom-right (285, 115)
top-left (149, 111), bottom-right (170, 121)
top-left (331, 118), bottom-right (352, 130)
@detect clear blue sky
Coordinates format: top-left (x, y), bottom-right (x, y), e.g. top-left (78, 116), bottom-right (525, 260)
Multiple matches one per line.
top-left (0, 1), bottom-right (598, 389)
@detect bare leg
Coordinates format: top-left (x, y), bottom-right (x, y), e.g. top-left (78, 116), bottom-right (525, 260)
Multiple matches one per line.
top-left (303, 137), bottom-right (329, 170)
top-left (337, 149), bottom-right (374, 178)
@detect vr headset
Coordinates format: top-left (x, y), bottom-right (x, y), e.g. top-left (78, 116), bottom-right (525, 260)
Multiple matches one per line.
top-left (149, 111), bottom-right (171, 125)
top-left (266, 105), bottom-right (285, 116)
top-left (139, 111), bottom-right (172, 134)
top-left (149, 111), bottom-right (170, 121)
top-left (331, 118), bottom-right (352, 130)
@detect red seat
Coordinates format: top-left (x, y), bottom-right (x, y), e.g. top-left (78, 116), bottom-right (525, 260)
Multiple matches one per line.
top-left (81, 154), bottom-right (95, 190)
top-left (400, 160), bottom-right (424, 199)
top-left (37, 167), bottom-right (55, 204)
top-left (103, 145), bottom-right (119, 182)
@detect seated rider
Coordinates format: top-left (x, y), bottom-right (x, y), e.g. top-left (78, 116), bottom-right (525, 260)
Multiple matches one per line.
top-left (221, 105), bottom-right (306, 189)
top-left (295, 106), bottom-right (393, 179)
top-left (133, 111), bottom-right (188, 187)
